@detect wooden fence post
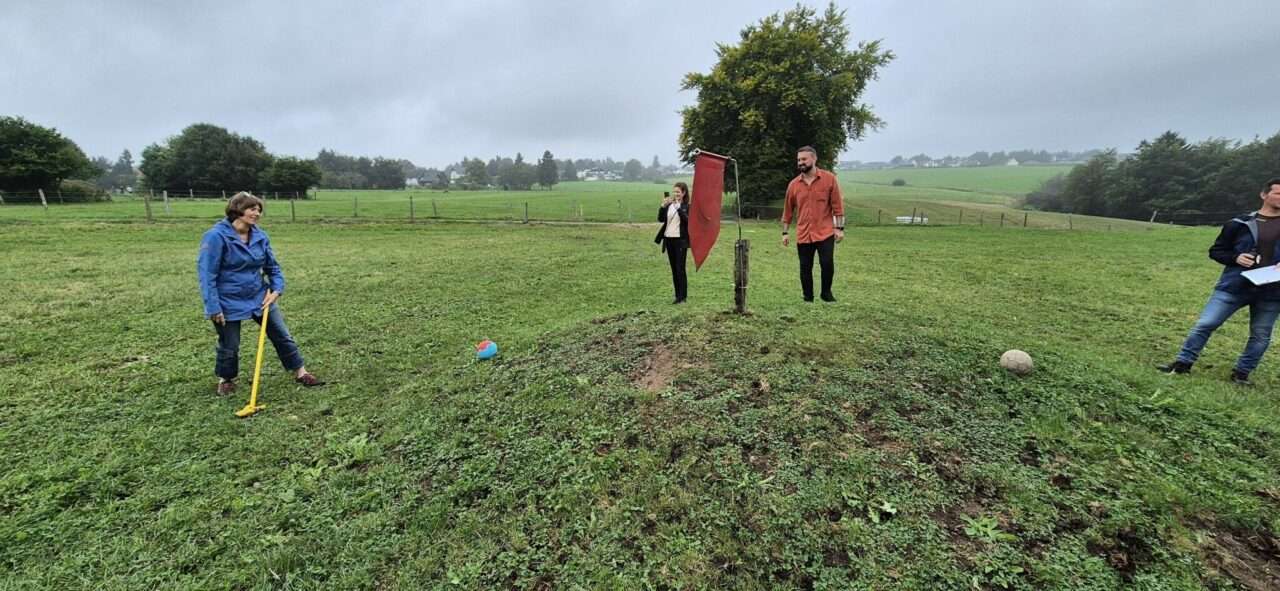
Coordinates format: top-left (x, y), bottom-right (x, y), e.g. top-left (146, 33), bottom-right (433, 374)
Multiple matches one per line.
top-left (734, 239), bottom-right (750, 314)
top-left (1023, 212), bottom-right (1028, 227)
top-left (162, 190), bottom-right (171, 214)
top-left (432, 199), bottom-right (438, 218)
top-left (1000, 213), bottom-right (1005, 228)
top-left (353, 196), bottom-right (358, 218)
top-left (290, 198), bottom-right (296, 222)
top-left (38, 189), bottom-right (48, 211)
top-left (143, 191), bottom-right (154, 223)
top-left (524, 202), bottom-right (529, 224)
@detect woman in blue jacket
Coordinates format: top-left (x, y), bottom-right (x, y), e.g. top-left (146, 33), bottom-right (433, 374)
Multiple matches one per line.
top-left (198, 192), bottom-right (323, 394)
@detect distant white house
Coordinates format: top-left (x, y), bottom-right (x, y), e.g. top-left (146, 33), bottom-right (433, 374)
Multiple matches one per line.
top-left (1005, 158), bottom-right (1020, 166)
top-left (450, 170), bottom-right (464, 181)
top-left (581, 168), bottom-right (623, 181)
top-left (405, 177), bottom-right (421, 187)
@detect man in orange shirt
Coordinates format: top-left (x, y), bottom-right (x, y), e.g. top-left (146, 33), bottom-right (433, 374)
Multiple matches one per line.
top-left (781, 146), bottom-right (845, 302)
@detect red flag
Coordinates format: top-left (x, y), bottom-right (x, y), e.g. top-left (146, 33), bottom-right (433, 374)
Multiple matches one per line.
top-left (690, 151), bottom-right (727, 269)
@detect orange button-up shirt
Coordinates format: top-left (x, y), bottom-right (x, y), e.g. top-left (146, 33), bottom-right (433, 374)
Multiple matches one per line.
top-left (782, 169), bottom-right (845, 244)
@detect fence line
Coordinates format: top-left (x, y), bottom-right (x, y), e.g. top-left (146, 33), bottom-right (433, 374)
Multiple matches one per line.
top-left (0, 191), bottom-right (1157, 232)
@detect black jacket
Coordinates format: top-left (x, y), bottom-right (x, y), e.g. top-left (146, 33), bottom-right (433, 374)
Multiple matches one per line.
top-left (1208, 211), bottom-right (1280, 300)
top-left (654, 202), bottom-right (689, 251)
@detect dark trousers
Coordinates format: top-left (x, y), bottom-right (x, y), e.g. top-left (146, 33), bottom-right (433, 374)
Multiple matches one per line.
top-left (665, 237), bottom-right (688, 301)
top-left (797, 236), bottom-right (835, 300)
top-left (213, 303), bottom-right (304, 380)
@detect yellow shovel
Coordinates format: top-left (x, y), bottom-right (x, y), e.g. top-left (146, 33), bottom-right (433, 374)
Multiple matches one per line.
top-left (235, 304), bottom-right (271, 418)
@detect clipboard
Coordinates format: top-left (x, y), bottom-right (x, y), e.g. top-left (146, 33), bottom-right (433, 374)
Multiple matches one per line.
top-left (1242, 265), bottom-right (1280, 286)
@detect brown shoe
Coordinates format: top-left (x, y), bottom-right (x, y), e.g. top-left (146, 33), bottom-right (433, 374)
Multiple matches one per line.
top-left (295, 373), bottom-right (326, 387)
top-left (217, 380), bottom-right (237, 395)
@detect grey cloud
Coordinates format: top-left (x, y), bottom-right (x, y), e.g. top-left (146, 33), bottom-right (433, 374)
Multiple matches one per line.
top-left (2, 0), bottom-right (1277, 166)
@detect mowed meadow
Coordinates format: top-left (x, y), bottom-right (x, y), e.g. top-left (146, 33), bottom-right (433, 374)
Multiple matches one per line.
top-left (2, 195), bottom-right (1278, 590)
top-left (1, 170), bottom-right (1144, 232)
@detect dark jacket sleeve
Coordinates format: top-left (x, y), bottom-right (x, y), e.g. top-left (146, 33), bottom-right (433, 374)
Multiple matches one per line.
top-left (1208, 222), bottom-right (1243, 266)
top-left (678, 203), bottom-right (690, 239)
top-left (657, 206), bottom-right (666, 224)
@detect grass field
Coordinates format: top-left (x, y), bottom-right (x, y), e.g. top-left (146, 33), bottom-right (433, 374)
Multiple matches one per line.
top-left (0, 177), bottom-right (1150, 232)
top-left (843, 165), bottom-right (1074, 195)
top-left (2, 215), bottom-right (1277, 589)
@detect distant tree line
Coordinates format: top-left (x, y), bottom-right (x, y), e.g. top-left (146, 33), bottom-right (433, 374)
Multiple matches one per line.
top-left (440, 153), bottom-right (673, 191)
top-left (1024, 131), bottom-right (1280, 220)
top-left (855, 149), bottom-right (1104, 170)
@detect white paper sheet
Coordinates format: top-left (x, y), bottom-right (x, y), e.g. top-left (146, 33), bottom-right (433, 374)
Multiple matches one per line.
top-left (1242, 265), bottom-right (1280, 286)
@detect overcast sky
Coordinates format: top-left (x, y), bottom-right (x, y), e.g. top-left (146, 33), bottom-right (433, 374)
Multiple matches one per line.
top-left (3, 1), bottom-right (1277, 168)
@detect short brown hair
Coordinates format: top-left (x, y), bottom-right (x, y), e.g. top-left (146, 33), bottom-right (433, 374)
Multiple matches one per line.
top-left (797, 145), bottom-right (818, 157)
top-left (225, 192), bottom-right (264, 221)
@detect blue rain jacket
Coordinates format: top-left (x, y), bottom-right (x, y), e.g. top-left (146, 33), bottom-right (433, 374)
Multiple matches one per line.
top-left (197, 219), bottom-right (285, 320)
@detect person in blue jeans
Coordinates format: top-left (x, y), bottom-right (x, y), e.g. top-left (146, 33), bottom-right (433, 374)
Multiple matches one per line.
top-left (1159, 178), bottom-right (1280, 385)
top-left (198, 192), bottom-right (324, 394)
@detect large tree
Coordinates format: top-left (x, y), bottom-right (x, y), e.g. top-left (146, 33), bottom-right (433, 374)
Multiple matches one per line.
top-left (139, 123), bottom-right (273, 191)
top-left (0, 116), bottom-right (96, 192)
top-left (560, 159), bottom-right (578, 182)
top-left (258, 157), bottom-right (322, 198)
top-left (623, 158), bottom-right (644, 181)
top-left (537, 150), bottom-right (558, 189)
top-left (462, 157), bottom-right (489, 188)
top-left (108, 149), bottom-right (137, 190)
top-left (678, 3), bottom-right (892, 209)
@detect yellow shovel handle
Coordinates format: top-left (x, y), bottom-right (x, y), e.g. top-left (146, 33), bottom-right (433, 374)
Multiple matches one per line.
top-left (236, 304), bottom-right (270, 417)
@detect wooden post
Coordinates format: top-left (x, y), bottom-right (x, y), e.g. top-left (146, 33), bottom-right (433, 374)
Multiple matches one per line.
top-left (162, 190), bottom-right (171, 214)
top-left (274, 192), bottom-right (278, 200)
top-left (410, 194), bottom-right (416, 222)
top-left (1000, 213), bottom-right (1005, 228)
top-left (911, 207), bottom-right (917, 224)
top-left (57, 189), bottom-right (63, 204)
top-left (1149, 210), bottom-right (1159, 223)
top-left (290, 198), bottom-right (296, 222)
top-left (524, 202), bottom-right (529, 224)
top-left (38, 189), bottom-right (48, 211)
top-left (432, 199), bottom-right (438, 218)
top-left (222, 190), bottom-right (226, 199)
top-left (877, 209), bottom-right (882, 225)
top-left (143, 191), bottom-right (153, 223)
top-left (958, 210), bottom-right (963, 225)
top-left (980, 213), bottom-right (984, 226)
top-left (294, 191), bottom-right (299, 200)
top-left (189, 189), bottom-right (194, 199)
top-left (0, 190), bottom-right (5, 205)
top-left (1068, 214), bottom-right (1073, 230)
top-left (353, 196), bottom-right (358, 218)
top-left (734, 239), bottom-right (750, 315)
top-left (1023, 212), bottom-right (1028, 227)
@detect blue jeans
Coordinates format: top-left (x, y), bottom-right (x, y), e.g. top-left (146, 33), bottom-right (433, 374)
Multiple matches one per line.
top-left (213, 303), bottom-right (304, 380)
top-left (1176, 290), bottom-right (1280, 374)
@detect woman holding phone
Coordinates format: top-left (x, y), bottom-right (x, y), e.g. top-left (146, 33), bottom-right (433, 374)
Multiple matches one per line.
top-left (654, 182), bottom-right (691, 304)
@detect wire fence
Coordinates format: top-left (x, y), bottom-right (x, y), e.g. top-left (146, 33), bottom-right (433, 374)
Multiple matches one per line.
top-left (0, 189), bottom-right (1158, 231)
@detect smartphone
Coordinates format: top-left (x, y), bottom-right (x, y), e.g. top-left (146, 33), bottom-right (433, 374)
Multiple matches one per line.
top-left (664, 192), bottom-right (670, 198)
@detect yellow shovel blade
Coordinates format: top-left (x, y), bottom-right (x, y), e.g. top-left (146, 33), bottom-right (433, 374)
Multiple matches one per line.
top-left (235, 404), bottom-right (265, 418)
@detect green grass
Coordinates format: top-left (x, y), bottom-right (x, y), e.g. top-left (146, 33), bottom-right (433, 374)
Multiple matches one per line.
top-left (843, 165), bottom-right (1074, 195)
top-left (1, 217), bottom-right (1277, 589)
top-left (0, 177), bottom-right (1149, 232)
